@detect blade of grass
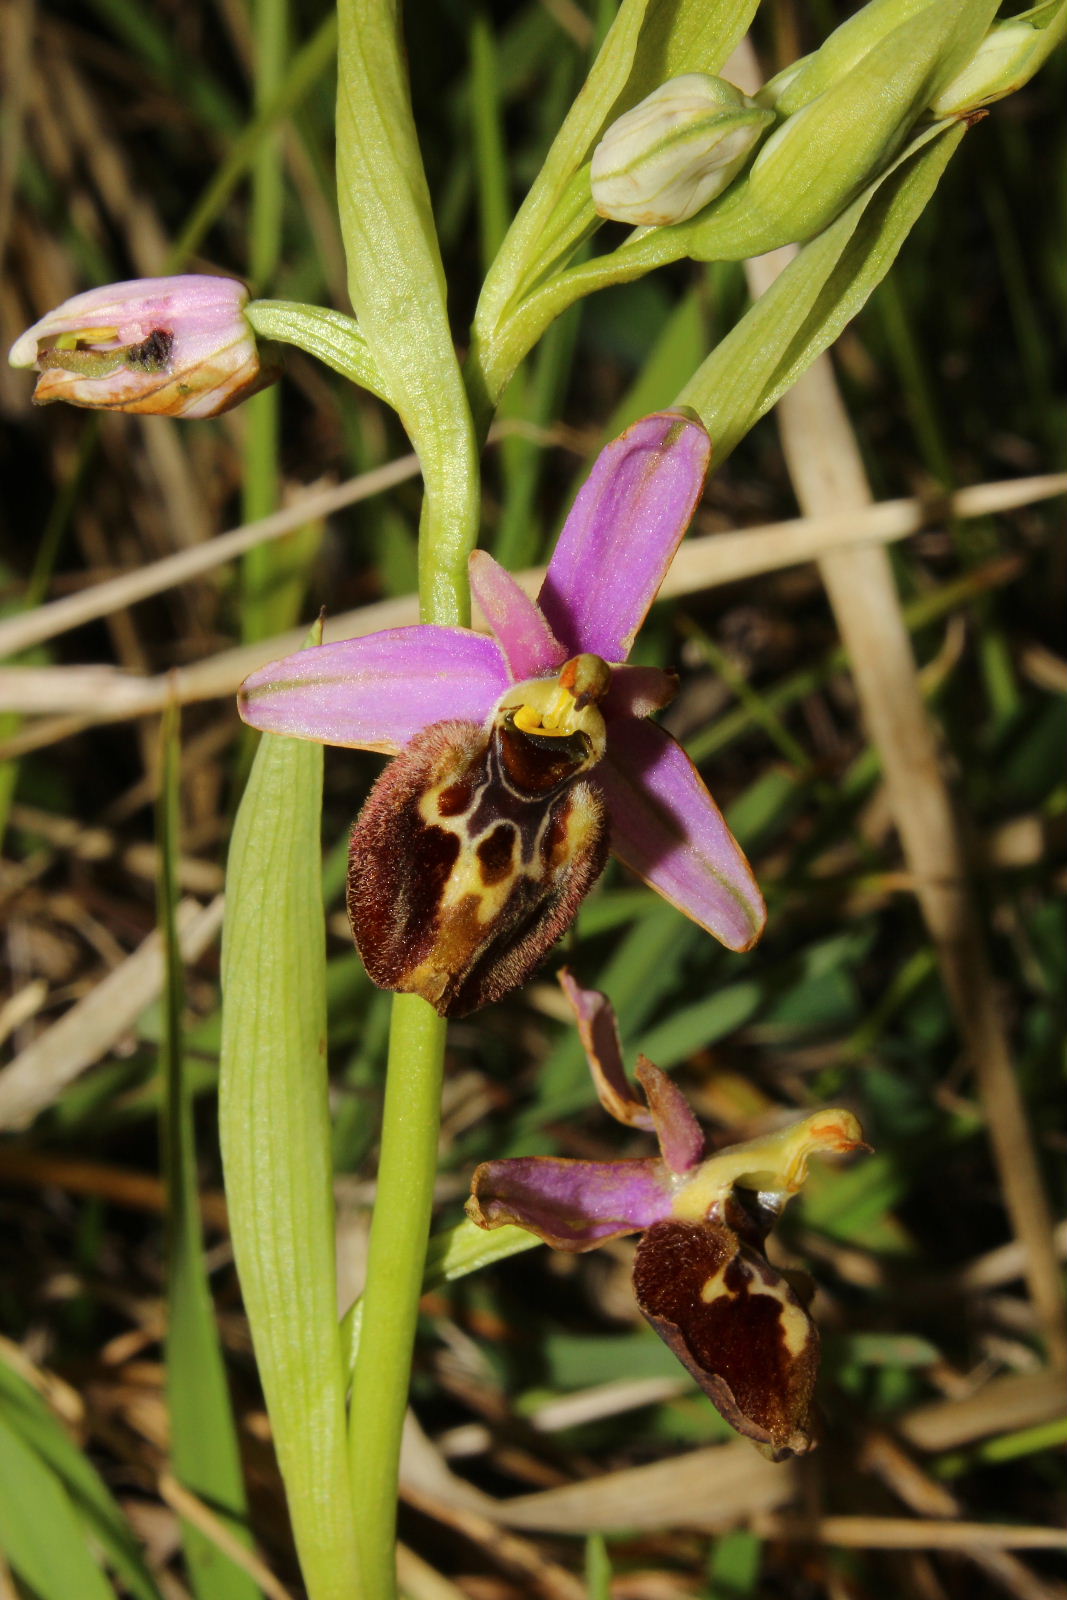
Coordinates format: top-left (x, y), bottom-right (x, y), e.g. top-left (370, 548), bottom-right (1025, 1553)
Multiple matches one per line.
top-left (158, 703), bottom-right (260, 1600)
top-left (0, 420), bottom-right (99, 844)
top-left (585, 1534), bottom-right (612, 1600)
top-left (0, 1355), bottom-right (161, 1600)
top-left (0, 1412), bottom-right (116, 1600)
top-left (167, 14), bottom-right (338, 272)
top-left (705, 1528), bottom-right (761, 1598)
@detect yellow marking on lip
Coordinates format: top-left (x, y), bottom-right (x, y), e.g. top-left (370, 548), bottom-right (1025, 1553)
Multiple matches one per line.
top-left (700, 1255), bottom-right (811, 1360)
top-left (55, 327), bottom-right (120, 351)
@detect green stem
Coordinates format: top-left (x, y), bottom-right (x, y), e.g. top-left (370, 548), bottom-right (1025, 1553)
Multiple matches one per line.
top-left (347, 994), bottom-right (446, 1596)
top-left (241, 0), bottom-right (288, 645)
top-left (333, 2), bottom-right (480, 1586)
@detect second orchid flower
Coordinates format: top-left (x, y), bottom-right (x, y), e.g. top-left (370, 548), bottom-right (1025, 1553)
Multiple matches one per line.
top-left (239, 412), bottom-right (765, 1014)
top-left (469, 971), bottom-right (868, 1460)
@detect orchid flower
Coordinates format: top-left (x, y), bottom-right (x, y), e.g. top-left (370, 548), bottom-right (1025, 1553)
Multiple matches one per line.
top-left (8, 275), bottom-right (276, 417)
top-left (239, 411), bottom-right (765, 1016)
top-left (467, 970), bottom-right (868, 1460)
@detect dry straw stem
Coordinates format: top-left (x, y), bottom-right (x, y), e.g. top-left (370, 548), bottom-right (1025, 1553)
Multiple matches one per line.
top-left (750, 1515), bottom-right (1067, 1552)
top-left (0, 893), bottom-right (224, 1130)
top-left (0, 440), bottom-right (1057, 666)
top-left (400, 1368), bottom-right (1066, 1540)
top-left (400, 1407), bottom-right (795, 1533)
top-left (898, 1367), bottom-right (1067, 1453)
top-left (740, 251), bottom-right (1067, 1370)
top-left (157, 1474), bottom-right (293, 1600)
top-left (0, 473), bottom-right (1062, 739)
top-left (402, 1485), bottom-right (588, 1600)
top-left (395, 1543), bottom-right (469, 1600)
top-left (0, 1147), bottom-right (229, 1230)
top-left (862, 1431), bottom-right (1065, 1600)
top-left (0, 451), bottom-right (425, 663)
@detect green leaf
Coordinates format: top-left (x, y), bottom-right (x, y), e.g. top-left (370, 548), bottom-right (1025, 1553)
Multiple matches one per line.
top-left (474, 0), bottom-right (650, 337)
top-left (168, 15), bottom-right (339, 271)
top-left (472, 0), bottom-right (759, 404)
top-left (706, 1528), bottom-right (762, 1597)
top-left (335, 0), bottom-right (479, 619)
top-left (158, 707), bottom-right (260, 1600)
top-left (585, 1533), bottom-right (613, 1599)
top-left (635, 983), bottom-right (763, 1068)
top-left (0, 1355), bottom-right (161, 1600)
top-left (219, 639), bottom-right (360, 1600)
top-left (245, 300), bottom-right (389, 401)
top-left (0, 1412), bottom-right (116, 1600)
top-left (678, 120), bottom-right (968, 458)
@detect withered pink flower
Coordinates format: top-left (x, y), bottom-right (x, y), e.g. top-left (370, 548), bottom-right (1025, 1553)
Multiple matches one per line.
top-left (8, 275), bottom-right (276, 417)
top-left (468, 971), bottom-right (868, 1460)
top-left (239, 411), bottom-right (765, 1016)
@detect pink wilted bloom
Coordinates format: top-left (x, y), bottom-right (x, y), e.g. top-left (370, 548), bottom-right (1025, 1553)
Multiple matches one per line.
top-left (467, 971), bottom-right (868, 1460)
top-left (8, 275), bottom-right (276, 417)
top-left (239, 411), bottom-right (765, 1016)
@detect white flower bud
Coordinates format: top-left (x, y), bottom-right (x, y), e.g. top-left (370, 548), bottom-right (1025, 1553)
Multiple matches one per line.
top-left (591, 75), bottom-right (774, 227)
top-left (931, 8), bottom-right (1065, 116)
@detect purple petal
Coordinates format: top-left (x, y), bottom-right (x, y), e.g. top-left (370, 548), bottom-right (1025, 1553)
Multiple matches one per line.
top-left (469, 551), bottom-right (567, 681)
top-left (635, 1058), bottom-right (705, 1174)
top-left (604, 664), bottom-right (678, 720)
top-left (538, 412), bottom-right (712, 663)
top-left (559, 969), bottom-right (653, 1132)
top-left (238, 626), bottom-right (508, 753)
top-left (467, 1156), bottom-right (673, 1250)
top-left (599, 719), bottom-right (766, 952)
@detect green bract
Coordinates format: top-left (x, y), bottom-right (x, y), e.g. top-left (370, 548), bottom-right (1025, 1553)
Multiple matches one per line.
top-left (931, 0), bottom-right (1067, 115)
top-left (684, 0), bottom-right (999, 259)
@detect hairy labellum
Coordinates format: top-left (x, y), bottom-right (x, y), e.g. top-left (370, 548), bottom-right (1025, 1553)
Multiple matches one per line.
top-left (633, 1195), bottom-right (820, 1461)
top-left (347, 695), bottom-right (609, 1016)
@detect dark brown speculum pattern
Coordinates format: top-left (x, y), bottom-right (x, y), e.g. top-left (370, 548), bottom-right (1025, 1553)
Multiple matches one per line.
top-left (346, 716), bottom-right (608, 1016)
top-left (633, 1202), bottom-right (820, 1461)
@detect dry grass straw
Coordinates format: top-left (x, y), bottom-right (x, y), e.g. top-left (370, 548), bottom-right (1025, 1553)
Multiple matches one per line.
top-left (0, 892), bottom-right (224, 1129)
top-left (0, 1147), bottom-right (229, 1230)
top-left (723, 30), bottom-right (1065, 1369)
top-left (898, 1367), bottom-right (1067, 1452)
top-left (862, 1432), bottom-right (1067, 1600)
top-left (158, 1474), bottom-right (293, 1600)
top-left (737, 267), bottom-right (1067, 1372)
top-left (751, 1515), bottom-right (1067, 1551)
top-left (0, 472), bottom-right (1061, 741)
top-left (396, 1543), bottom-right (471, 1600)
top-left (403, 1488), bottom-right (590, 1600)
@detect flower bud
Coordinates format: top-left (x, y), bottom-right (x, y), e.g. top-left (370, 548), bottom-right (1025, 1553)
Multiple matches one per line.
top-left (591, 74), bottom-right (773, 227)
top-left (693, 0), bottom-right (996, 256)
top-left (930, 4), bottom-right (1067, 117)
top-left (8, 275), bottom-right (277, 417)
